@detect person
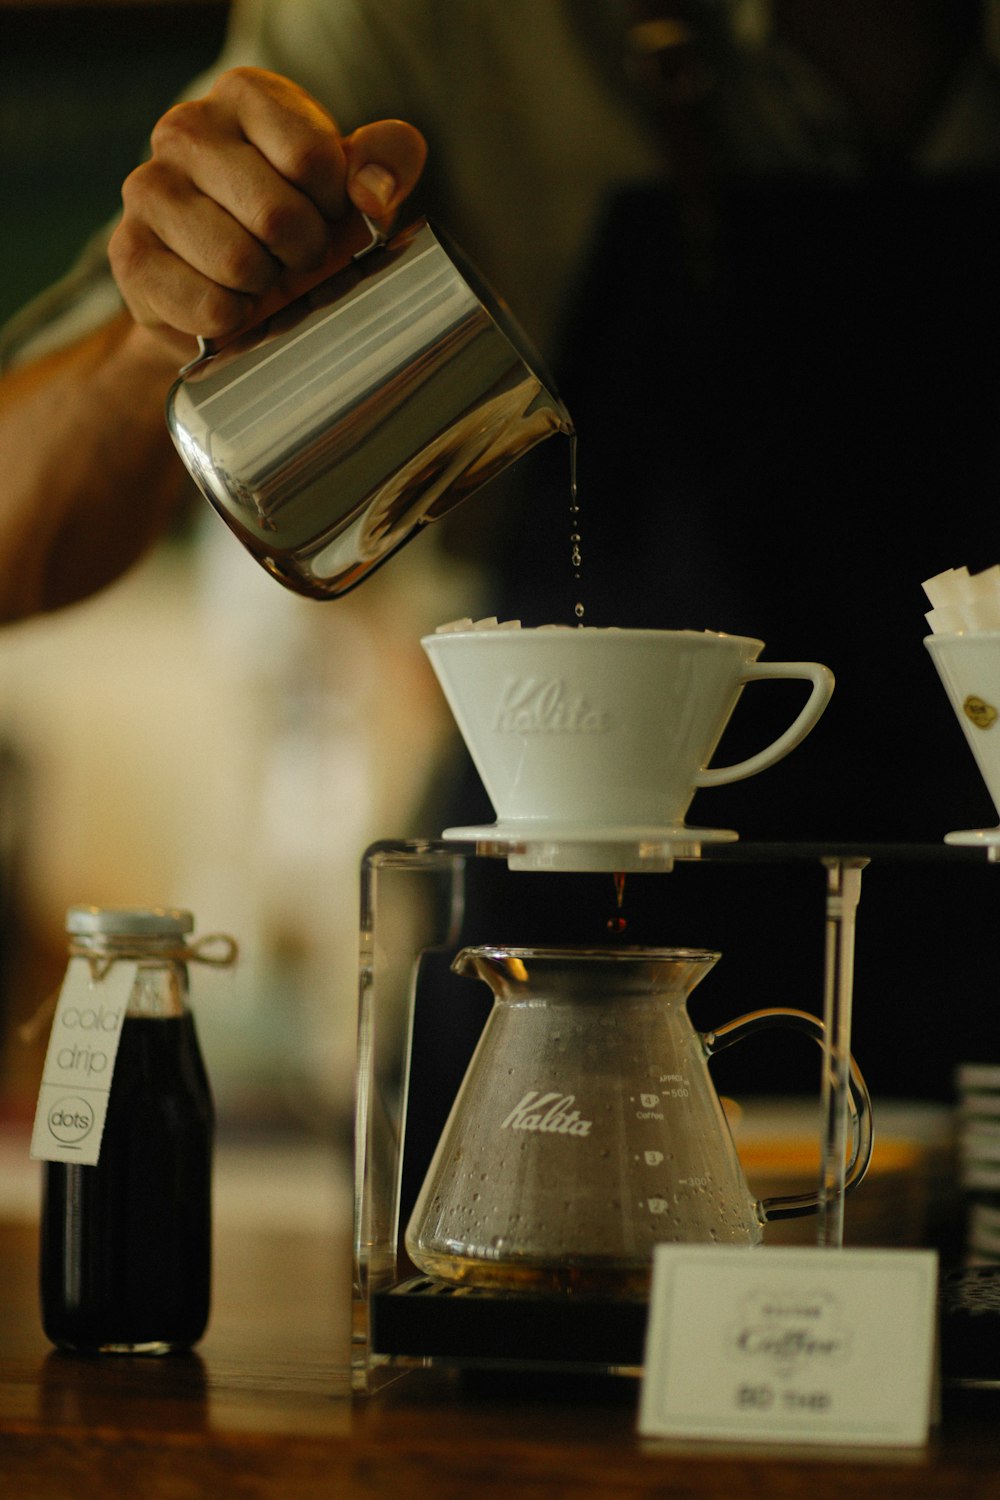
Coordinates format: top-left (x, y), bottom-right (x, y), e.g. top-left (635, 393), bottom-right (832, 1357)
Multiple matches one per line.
top-left (3, 0), bottom-right (1000, 1101)
top-left (0, 0), bottom-right (663, 621)
top-left (2, 2), bottom-right (996, 630)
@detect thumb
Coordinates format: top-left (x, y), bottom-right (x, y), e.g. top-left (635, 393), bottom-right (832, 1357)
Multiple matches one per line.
top-left (343, 119), bottom-right (428, 223)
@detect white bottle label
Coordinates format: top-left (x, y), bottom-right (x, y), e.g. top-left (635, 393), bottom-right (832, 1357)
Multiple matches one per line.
top-left (30, 958), bottom-right (136, 1165)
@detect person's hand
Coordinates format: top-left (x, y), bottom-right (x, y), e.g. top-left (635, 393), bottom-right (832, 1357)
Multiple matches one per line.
top-left (108, 68), bottom-right (427, 358)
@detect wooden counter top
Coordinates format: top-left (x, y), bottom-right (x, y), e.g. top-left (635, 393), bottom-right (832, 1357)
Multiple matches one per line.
top-left (2, 1216), bottom-right (1000, 1498)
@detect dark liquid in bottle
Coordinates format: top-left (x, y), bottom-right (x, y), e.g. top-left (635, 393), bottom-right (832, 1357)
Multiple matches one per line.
top-left (40, 1012), bottom-right (213, 1353)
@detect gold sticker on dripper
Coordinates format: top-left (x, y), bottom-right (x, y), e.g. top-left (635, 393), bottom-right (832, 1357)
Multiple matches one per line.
top-left (963, 695), bottom-right (998, 729)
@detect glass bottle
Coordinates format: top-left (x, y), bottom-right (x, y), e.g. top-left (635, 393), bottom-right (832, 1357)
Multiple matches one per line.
top-left (40, 906), bottom-right (214, 1354)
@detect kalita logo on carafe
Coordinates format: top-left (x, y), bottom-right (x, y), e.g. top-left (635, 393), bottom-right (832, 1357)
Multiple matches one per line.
top-left (500, 1091), bottom-right (593, 1136)
top-left (494, 678), bottom-right (612, 734)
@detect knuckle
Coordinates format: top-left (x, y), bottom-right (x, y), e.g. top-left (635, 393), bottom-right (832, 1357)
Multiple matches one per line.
top-left (247, 196), bottom-right (294, 247)
top-left (278, 135), bottom-right (333, 189)
top-left (212, 65), bottom-right (272, 101)
top-left (107, 220), bottom-right (149, 284)
top-left (218, 238), bottom-right (273, 295)
top-left (193, 284), bottom-right (250, 340)
top-left (119, 159), bottom-right (164, 215)
top-left (151, 101), bottom-right (197, 148)
top-left (150, 99), bottom-right (210, 157)
top-left (249, 199), bottom-right (321, 266)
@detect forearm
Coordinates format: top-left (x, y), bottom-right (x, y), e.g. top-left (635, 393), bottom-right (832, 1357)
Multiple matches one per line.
top-left (0, 311), bottom-right (191, 622)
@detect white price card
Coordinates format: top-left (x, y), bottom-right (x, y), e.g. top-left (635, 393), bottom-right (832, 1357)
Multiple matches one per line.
top-left (639, 1245), bottom-right (938, 1448)
top-left (30, 958), bottom-right (136, 1166)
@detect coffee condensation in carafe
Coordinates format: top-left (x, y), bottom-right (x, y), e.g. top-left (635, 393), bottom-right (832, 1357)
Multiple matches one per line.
top-left (405, 945), bottom-right (873, 1296)
top-left (39, 907), bottom-right (217, 1355)
top-left (405, 946), bottom-right (768, 1298)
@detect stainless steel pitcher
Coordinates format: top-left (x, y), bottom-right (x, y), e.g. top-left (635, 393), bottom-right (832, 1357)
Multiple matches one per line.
top-left (166, 217), bottom-right (573, 598)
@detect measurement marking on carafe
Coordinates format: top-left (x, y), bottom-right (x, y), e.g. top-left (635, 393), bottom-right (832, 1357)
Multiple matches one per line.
top-left (633, 1093), bottom-right (665, 1120)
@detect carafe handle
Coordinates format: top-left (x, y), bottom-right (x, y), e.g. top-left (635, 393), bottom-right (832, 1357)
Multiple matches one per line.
top-left (702, 1007), bottom-right (873, 1221)
top-left (694, 661), bottom-right (834, 786)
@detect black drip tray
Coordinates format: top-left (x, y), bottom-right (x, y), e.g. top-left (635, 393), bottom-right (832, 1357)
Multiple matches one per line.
top-left (940, 1266), bottom-right (1000, 1386)
top-left (371, 1276), bottom-right (649, 1371)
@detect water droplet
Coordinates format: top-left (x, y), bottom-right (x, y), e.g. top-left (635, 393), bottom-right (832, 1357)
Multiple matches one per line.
top-left (568, 435), bottom-right (585, 624)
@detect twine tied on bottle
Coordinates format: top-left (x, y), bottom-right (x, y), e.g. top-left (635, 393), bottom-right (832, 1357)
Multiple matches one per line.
top-left (19, 934), bottom-right (239, 1045)
top-left (66, 932), bottom-right (239, 984)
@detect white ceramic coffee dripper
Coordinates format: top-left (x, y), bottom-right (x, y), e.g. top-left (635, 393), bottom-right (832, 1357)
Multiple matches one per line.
top-left (925, 632), bottom-right (1000, 855)
top-left (423, 625), bottom-right (834, 870)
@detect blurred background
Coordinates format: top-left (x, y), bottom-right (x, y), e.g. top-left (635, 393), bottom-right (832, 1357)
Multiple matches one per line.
top-left (0, 0), bottom-right (485, 1154)
top-left (0, 0), bottom-right (990, 1260)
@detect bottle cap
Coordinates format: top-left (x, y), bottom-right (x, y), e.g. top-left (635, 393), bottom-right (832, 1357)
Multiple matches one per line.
top-left (65, 906), bottom-right (194, 937)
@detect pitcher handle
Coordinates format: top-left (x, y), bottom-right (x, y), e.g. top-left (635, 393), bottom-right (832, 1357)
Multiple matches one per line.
top-left (188, 213), bottom-right (387, 366)
top-left (346, 210), bottom-right (390, 264)
top-left (702, 1007), bottom-right (873, 1222)
top-left (694, 662), bottom-right (835, 787)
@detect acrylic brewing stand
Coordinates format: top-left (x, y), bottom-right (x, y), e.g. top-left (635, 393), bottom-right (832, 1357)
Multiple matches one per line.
top-left (351, 840), bottom-right (867, 1393)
